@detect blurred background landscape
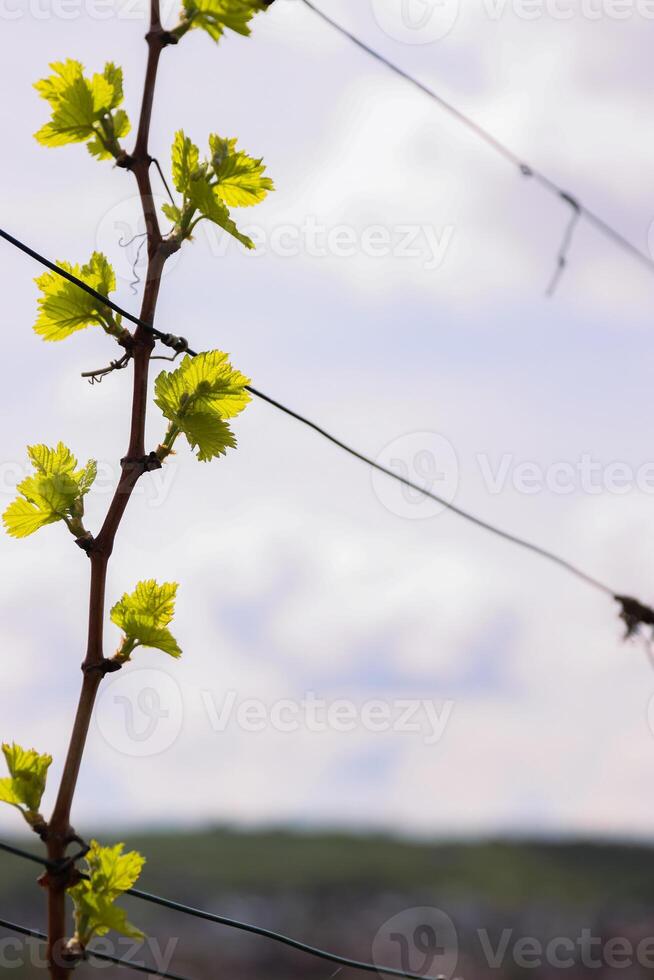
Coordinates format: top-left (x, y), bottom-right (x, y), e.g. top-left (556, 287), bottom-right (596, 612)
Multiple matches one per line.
top-left (5, 828), bottom-right (654, 977)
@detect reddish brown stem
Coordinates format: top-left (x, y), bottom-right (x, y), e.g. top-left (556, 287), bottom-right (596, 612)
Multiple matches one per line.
top-left (44, 6), bottom-right (174, 975)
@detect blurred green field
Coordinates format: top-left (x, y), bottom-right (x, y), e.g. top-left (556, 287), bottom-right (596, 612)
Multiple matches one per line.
top-left (123, 828), bottom-right (654, 903)
top-left (3, 829), bottom-right (654, 978)
top-left (5, 827), bottom-right (654, 901)
top-left (0, 828), bottom-right (654, 905)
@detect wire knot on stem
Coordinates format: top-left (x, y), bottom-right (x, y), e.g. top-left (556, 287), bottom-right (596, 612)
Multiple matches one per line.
top-left (74, 535), bottom-right (95, 555)
top-left (38, 842), bottom-right (88, 893)
top-left (82, 658), bottom-right (123, 678)
top-left (146, 27), bottom-right (179, 47)
top-left (615, 595), bottom-right (654, 640)
top-left (159, 332), bottom-right (189, 354)
top-left (120, 451), bottom-right (163, 472)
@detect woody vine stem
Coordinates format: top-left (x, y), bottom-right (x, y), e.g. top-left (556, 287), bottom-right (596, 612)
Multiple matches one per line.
top-left (43, 8), bottom-right (178, 976)
top-left (0, 0), bottom-right (274, 972)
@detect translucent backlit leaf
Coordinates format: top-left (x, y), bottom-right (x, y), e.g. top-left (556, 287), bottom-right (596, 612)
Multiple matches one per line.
top-left (111, 580), bottom-right (182, 659)
top-left (0, 743), bottom-right (52, 817)
top-left (154, 351), bottom-right (250, 462)
top-left (69, 841), bottom-right (145, 947)
top-left (33, 252), bottom-right (122, 342)
top-left (176, 0), bottom-right (268, 43)
top-left (34, 59), bottom-right (130, 160)
top-left (210, 134), bottom-right (274, 207)
top-left (161, 131), bottom-right (271, 249)
top-left (3, 443), bottom-right (96, 539)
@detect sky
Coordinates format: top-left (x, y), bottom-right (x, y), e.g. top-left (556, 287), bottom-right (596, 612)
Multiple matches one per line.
top-left (1, 0), bottom-right (654, 841)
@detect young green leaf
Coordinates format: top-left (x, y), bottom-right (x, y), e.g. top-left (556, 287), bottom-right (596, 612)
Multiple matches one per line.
top-left (154, 350), bottom-right (251, 462)
top-left (3, 442), bottom-right (96, 540)
top-left (210, 135), bottom-right (274, 207)
top-left (171, 129), bottom-right (200, 196)
top-left (68, 840), bottom-right (145, 947)
top-left (177, 412), bottom-right (237, 462)
top-left (34, 252), bottom-right (126, 343)
top-left (34, 59), bottom-right (131, 161)
top-left (173, 0), bottom-right (269, 43)
top-left (162, 202), bottom-right (183, 225)
top-left (0, 743), bottom-right (52, 828)
top-left (162, 131), bottom-right (273, 249)
top-left (111, 580), bottom-right (182, 660)
top-left (187, 174), bottom-right (255, 249)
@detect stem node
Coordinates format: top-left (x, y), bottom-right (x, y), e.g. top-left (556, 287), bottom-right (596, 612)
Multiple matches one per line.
top-left (82, 658), bottom-right (123, 677)
top-left (120, 451), bottom-right (163, 472)
top-left (146, 27), bottom-right (179, 46)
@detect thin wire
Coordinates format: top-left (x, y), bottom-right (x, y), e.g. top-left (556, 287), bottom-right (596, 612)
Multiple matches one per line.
top-left (123, 884), bottom-right (445, 980)
top-left (0, 840), bottom-right (46, 867)
top-left (151, 156), bottom-right (176, 207)
top-left (0, 842), bottom-right (444, 980)
top-left (546, 199), bottom-right (582, 297)
top-left (248, 386), bottom-right (615, 597)
top-left (0, 225), bottom-right (619, 599)
top-left (0, 228), bottom-right (147, 332)
top-left (0, 916), bottom-right (194, 980)
top-left (299, 0), bottom-right (654, 280)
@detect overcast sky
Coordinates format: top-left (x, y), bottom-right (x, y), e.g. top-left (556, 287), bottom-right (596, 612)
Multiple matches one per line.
top-left (2, 0), bottom-right (654, 841)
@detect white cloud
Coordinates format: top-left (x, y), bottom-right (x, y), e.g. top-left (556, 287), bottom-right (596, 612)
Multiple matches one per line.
top-left (1, 0), bottom-right (654, 843)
